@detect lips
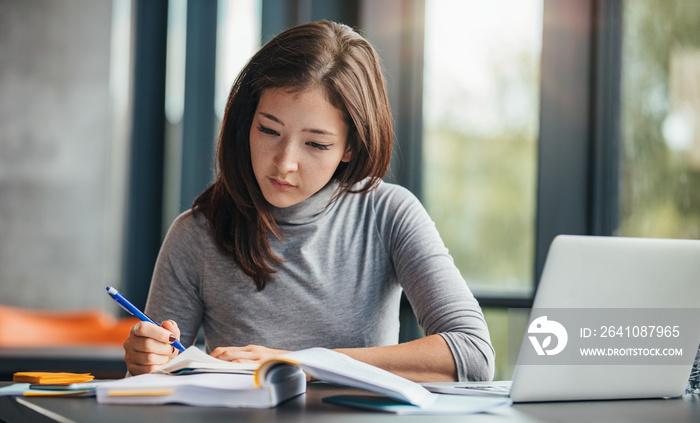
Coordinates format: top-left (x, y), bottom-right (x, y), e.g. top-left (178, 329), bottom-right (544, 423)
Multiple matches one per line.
top-left (269, 177), bottom-right (295, 192)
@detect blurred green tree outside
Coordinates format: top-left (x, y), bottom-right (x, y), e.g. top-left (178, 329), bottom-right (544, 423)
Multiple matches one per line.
top-left (620, 0), bottom-right (700, 239)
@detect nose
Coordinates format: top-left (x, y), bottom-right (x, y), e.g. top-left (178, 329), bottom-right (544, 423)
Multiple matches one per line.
top-left (273, 138), bottom-right (299, 174)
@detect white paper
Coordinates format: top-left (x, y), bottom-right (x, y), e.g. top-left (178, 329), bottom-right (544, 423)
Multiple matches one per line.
top-left (154, 346), bottom-right (258, 374)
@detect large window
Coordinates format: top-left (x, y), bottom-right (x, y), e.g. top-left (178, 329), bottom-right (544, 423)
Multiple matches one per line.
top-left (619, 0), bottom-right (700, 239)
top-left (423, 0), bottom-right (543, 297)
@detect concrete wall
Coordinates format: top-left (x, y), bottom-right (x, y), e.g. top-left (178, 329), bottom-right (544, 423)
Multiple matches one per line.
top-left (0, 0), bottom-right (124, 311)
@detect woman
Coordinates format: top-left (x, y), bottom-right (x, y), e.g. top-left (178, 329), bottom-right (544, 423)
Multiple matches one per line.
top-left (124, 20), bottom-right (494, 383)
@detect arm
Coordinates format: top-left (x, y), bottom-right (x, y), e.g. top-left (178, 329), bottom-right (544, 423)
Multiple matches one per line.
top-left (335, 334), bottom-right (456, 382)
top-left (376, 184), bottom-right (495, 382)
top-left (123, 211), bottom-right (206, 375)
top-left (210, 334), bottom-right (456, 383)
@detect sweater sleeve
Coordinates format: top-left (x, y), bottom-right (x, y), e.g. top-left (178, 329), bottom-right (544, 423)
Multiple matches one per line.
top-left (374, 184), bottom-right (495, 381)
top-left (144, 211), bottom-right (206, 348)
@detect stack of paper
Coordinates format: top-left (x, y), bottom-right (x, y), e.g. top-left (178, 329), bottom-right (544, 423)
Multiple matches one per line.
top-left (95, 368), bottom-right (305, 408)
top-left (13, 372), bottom-right (95, 384)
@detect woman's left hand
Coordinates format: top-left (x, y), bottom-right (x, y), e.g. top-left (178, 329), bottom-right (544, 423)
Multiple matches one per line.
top-left (210, 344), bottom-right (289, 364)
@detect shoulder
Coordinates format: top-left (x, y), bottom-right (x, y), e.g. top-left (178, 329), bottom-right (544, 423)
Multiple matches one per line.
top-left (161, 209), bottom-right (211, 252)
top-left (349, 179), bottom-right (420, 209)
top-left (168, 209), bottom-right (208, 236)
top-left (342, 179), bottom-right (430, 234)
top-left (365, 180), bottom-right (425, 217)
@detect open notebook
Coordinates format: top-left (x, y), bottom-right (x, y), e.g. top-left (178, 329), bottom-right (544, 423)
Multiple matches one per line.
top-left (96, 347), bottom-right (436, 408)
top-left (153, 346), bottom-right (258, 375)
top-left (95, 347), bottom-right (510, 413)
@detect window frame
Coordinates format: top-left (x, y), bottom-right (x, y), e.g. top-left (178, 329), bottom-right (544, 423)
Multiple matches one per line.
top-left (535, 0), bottom-right (622, 290)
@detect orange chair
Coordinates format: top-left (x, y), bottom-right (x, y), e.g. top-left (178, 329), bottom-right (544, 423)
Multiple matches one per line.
top-left (0, 305), bottom-right (139, 347)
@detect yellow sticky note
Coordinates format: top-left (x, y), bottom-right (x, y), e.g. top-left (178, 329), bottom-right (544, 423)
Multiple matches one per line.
top-left (13, 372), bottom-right (95, 384)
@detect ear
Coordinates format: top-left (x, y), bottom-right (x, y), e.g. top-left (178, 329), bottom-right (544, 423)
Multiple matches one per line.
top-left (341, 147), bottom-right (352, 163)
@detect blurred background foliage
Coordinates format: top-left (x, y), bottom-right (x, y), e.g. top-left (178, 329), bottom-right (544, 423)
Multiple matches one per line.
top-left (620, 0), bottom-right (700, 240)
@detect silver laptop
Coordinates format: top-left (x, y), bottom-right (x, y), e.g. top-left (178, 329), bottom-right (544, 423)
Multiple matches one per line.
top-left (424, 235), bottom-right (700, 402)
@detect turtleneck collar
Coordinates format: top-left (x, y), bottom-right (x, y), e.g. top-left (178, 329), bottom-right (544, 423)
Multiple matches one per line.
top-left (271, 179), bottom-right (340, 225)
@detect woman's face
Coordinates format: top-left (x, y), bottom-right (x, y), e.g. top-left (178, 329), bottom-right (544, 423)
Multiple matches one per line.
top-left (249, 86), bottom-right (352, 208)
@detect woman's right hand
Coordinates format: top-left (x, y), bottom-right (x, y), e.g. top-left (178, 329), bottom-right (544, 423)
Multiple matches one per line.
top-left (123, 319), bottom-right (181, 375)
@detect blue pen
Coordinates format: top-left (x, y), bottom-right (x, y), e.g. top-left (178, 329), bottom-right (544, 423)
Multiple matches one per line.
top-left (106, 286), bottom-right (186, 352)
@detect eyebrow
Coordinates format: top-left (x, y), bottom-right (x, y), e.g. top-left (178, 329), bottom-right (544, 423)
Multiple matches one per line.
top-left (258, 112), bottom-right (337, 136)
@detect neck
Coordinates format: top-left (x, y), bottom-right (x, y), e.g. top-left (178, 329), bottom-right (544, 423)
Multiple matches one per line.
top-left (271, 180), bottom-right (340, 225)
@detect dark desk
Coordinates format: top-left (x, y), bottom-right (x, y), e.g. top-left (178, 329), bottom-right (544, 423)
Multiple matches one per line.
top-left (1, 382), bottom-right (699, 423)
top-left (0, 347), bottom-right (126, 381)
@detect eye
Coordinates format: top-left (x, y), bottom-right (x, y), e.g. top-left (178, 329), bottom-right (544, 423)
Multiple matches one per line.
top-left (307, 142), bottom-right (331, 151)
top-left (257, 124), bottom-right (279, 136)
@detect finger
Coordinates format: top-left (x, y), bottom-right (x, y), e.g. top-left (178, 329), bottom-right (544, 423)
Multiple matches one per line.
top-left (210, 347), bottom-right (235, 360)
top-left (210, 345), bottom-right (285, 363)
top-left (160, 320), bottom-right (183, 355)
top-left (125, 350), bottom-right (173, 375)
top-left (126, 324), bottom-right (177, 355)
top-left (161, 319), bottom-right (181, 340)
top-left (124, 334), bottom-right (175, 357)
top-left (131, 321), bottom-right (176, 345)
top-left (127, 363), bottom-right (161, 376)
top-left (210, 347), bottom-right (254, 361)
top-left (125, 350), bottom-right (172, 367)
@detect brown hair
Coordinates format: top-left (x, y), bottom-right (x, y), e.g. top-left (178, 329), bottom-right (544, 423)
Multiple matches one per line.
top-left (193, 20), bottom-right (393, 290)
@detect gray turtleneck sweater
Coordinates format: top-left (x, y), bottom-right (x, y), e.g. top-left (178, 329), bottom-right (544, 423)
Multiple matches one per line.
top-left (145, 179), bottom-right (495, 381)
